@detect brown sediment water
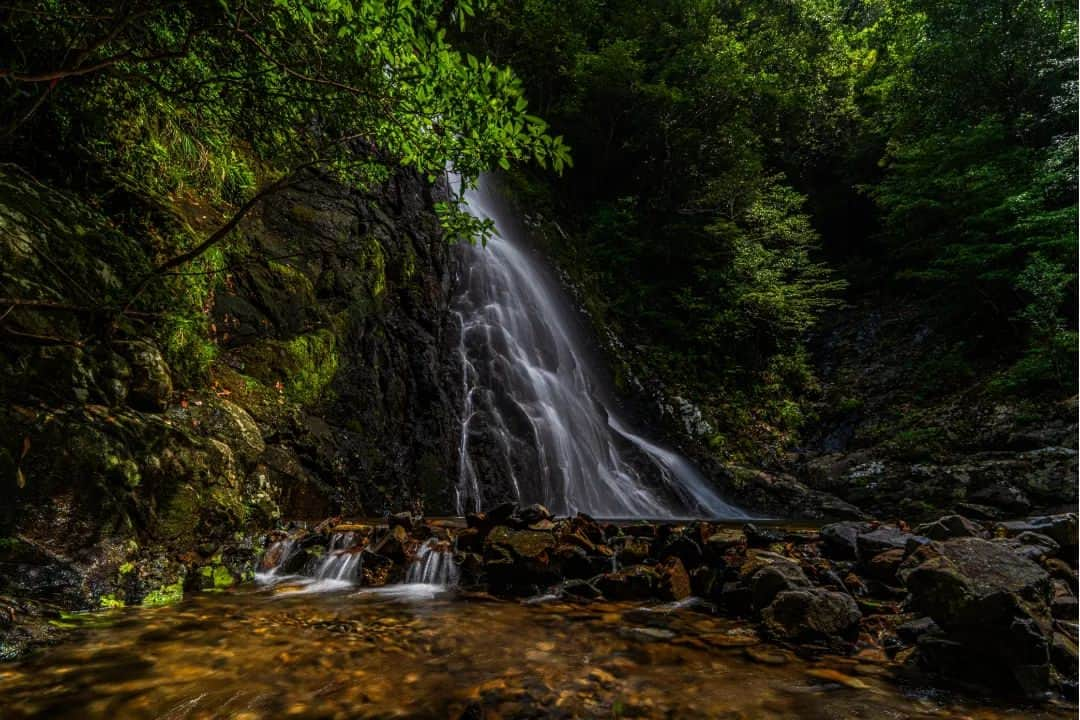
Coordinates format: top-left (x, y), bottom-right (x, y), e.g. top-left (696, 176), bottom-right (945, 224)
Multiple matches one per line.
top-left (0, 583), bottom-right (1074, 719)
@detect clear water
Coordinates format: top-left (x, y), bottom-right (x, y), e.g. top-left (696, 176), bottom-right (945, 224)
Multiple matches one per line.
top-left (452, 177), bottom-right (746, 520)
top-left (0, 586), bottom-right (1070, 719)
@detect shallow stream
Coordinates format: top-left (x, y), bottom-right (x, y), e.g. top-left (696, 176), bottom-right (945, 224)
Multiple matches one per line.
top-left (1, 580), bottom-right (1073, 719)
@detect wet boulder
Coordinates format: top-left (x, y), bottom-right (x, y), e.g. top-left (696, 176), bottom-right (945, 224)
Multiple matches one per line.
top-left (761, 589), bottom-right (861, 644)
top-left (998, 532), bottom-right (1061, 563)
top-left (748, 561), bottom-right (811, 611)
top-left (514, 504), bottom-right (552, 526)
top-left (898, 537), bottom-right (1056, 699)
top-left (896, 616), bottom-right (940, 644)
top-left (389, 512), bottom-right (415, 532)
top-left (703, 529), bottom-right (745, 561)
top-left (865, 548), bottom-right (905, 584)
top-left (615, 537), bottom-right (652, 565)
top-left (360, 550), bottom-right (394, 587)
top-left (482, 526), bottom-right (559, 592)
top-left (653, 529), bottom-right (703, 569)
top-left (1052, 595), bottom-right (1078, 620)
top-left (899, 538), bottom-right (1052, 627)
top-left (372, 525), bottom-right (411, 564)
top-left (596, 565), bottom-right (660, 600)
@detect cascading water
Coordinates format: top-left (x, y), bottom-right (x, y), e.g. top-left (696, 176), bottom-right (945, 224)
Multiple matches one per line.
top-left (452, 176), bottom-right (746, 520)
top-left (405, 538), bottom-right (459, 586)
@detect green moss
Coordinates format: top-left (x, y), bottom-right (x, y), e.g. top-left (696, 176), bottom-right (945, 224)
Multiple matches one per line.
top-left (105, 454), bottom-right (141, 488)
top-left (199, 563), bottom-right (235, 590)
top-left (99, 593), bottom-right (126, 609)
top-left (268, 260), bottom-right (315, 298)
top-left (118, 561), bottom-right (135, 575)
top-left (359, 235), bottom-right (387, 300)
top-left (282, 329), bottom-right (340, 405)
top-left (141, 578), bottom-right (185, 607)
top-left (288, 204), bottom-right (320, 224)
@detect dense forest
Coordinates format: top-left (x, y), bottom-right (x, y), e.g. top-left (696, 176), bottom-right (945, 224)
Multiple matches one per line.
top-left (472, 0), bottom-right (1077, 458)
top-left (0, 1), bottom-right (1077, 716)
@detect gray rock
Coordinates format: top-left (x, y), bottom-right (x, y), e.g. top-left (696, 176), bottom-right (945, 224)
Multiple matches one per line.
top-left (749, 562), bottom-right (811, 610)
top-left (857, 526), bottom-right (921, 558)
top-left (998, 531), bottom-right (1061, 563)
top-left (998, 514), bottom-right (1078, 556)
top-left (899, 537), bottom-right (1056, 699)
top-left (761, 588), bottom-right (861, 643)
top-left (1052, 595), bottom-right (1078, 621)
top-left (970, 483), bottom-right (1031, 514)
top-left (820, 521), bottom-right (872, 559)
top-left (899, 538), bottom-right (1052, 628)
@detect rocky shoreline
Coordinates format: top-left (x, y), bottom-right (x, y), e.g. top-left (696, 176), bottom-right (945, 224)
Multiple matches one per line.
top-left (259, 505), bottom-right (1078, 702)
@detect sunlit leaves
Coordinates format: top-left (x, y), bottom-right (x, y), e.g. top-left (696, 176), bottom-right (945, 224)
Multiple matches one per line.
top-left (2, 0), bottom-right (570, 245)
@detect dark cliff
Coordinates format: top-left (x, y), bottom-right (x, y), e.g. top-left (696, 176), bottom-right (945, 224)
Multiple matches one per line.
top-left (0, 165), bottom-right (460, 629)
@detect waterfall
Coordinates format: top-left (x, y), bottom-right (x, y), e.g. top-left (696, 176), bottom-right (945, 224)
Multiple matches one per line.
top-left (405, 538), bottom-right (459, 586)
top-left (452, 175), bottom-right (746, 520)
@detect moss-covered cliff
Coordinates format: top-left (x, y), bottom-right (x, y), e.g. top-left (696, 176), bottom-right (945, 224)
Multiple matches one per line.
top-left (0, 164), bottom-right (459, 654)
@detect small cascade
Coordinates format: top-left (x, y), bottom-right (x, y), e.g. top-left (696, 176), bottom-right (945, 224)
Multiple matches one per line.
top-left (255, 537), bottom-right (300, 582)
top-left (405, 538), bottom-right (459, 586)
top-left (311, 532), bottom-right (363, 582)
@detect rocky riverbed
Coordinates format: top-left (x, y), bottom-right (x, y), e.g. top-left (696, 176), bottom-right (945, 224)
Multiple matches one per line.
top-left (249, 505), bottom-right (1080, 705)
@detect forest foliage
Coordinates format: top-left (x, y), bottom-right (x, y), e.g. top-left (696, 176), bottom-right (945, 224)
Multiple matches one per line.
top-left (468, 0), bottom-right (1077, 452)
top-left (1, 0), bottom-right (1076, 456)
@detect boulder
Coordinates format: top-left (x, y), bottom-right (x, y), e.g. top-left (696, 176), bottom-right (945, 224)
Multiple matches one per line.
top-left (743, 523), bottom-right (783, 548)
top-left (761, 589), bottom-right (861, 644)
top-left (359, 550), bottom-right (394, 587)
top-left (514, 504), bottom-right (552, 526)
top-left (970, 483), bottom-right (1031, 514)
top-left (749, 562), bottom-right (811, 611)
top-left (704, 529), bottom-right (745, 560)
top-left (1052, 633), bottom-right (1079, 680)
top-left (653, 531), bottom-right (703, 569)
top-left (371, 525), bottom-right (411, 563)
top-left (482, 526), bottom-right (559, 592)
top-left (999, 532), bottom-right (1061, 563)
top-left (856, 526), bottom-right (921, 559)
top-left (596, 565), bottom-right (660, 600)
top-left (1052, 596), bottom-right (1078, 621)
top-left (389, 511), bottom-right (415, 532)
top-left (820, 522), bottom-right (872, 560)
top-left (915, 515), bottom-right (985, 541)
top-left (898, 537), bottom-right (1056, 699)
top-left (899, 538), bottom-right (1052, 628)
